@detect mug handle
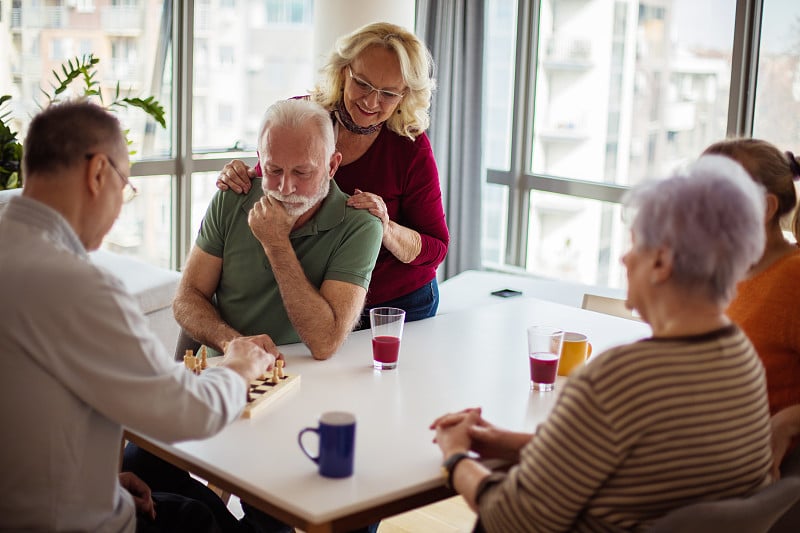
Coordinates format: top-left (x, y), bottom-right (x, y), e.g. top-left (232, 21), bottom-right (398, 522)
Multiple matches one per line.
top-left (298, 427), bottom-right (320, 464)
top-left (587, 343), bottom-right (593, 359)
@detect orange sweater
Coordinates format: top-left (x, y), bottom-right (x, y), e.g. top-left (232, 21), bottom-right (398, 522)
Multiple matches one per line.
top-left (727, 248), bottom-right (800, 415)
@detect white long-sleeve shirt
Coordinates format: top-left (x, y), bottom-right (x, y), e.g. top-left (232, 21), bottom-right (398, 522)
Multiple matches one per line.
top-left (0, 196), bottom-right (247, 532)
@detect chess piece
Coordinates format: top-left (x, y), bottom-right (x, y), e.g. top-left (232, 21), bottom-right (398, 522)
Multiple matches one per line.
top-left (271, 364), bottom-right (279, 384)
top-left (276, 359), bottom-right (285, 379)
top-left (200, 346), bottom-right (208, 370)
top-left (183, 350), bottom-right (195, 371)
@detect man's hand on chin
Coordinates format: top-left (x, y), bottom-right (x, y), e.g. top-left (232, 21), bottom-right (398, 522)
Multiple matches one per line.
top-left (248, 195), bottom-right (299, 248)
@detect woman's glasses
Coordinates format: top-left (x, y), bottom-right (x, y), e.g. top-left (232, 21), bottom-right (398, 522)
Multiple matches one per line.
top-left (347, 67), bottom-right (405, 104)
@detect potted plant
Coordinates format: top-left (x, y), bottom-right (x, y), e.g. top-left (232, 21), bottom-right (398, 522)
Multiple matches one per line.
top-left (0, 95), bottom-right (22, 191)
top-left (0, 53), bottom-right (166, 191)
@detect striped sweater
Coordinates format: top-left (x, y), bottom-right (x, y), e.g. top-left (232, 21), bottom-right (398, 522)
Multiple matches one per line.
top-left (477, 325), bottom-right (772, 532)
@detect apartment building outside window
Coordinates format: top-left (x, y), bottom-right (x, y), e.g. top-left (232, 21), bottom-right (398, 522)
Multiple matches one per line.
top-left (1, 1), bottom-right (796, 287)
top-left (482, 0), bottom-right (800, 290)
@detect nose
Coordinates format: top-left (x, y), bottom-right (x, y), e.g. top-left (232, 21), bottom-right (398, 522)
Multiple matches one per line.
top-left (278, 174), bottom-right (295, 195)
top-left (364, 90), bottom-right (381, 109)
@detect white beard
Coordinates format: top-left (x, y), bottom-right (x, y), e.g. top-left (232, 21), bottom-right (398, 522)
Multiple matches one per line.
top-left (266, 178), bottom-right (330, 217)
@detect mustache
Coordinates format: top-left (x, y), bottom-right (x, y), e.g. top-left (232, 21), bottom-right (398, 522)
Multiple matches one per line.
top-left (266, 191), bottom-right (311, 204)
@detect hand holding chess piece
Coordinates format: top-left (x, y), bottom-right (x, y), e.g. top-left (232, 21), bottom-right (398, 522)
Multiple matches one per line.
top-left (219, 338), bottom-right (276, 384)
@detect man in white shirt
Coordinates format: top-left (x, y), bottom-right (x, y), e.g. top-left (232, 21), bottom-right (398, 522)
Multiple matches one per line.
top-left (0, 100), bottom-right (274, 532)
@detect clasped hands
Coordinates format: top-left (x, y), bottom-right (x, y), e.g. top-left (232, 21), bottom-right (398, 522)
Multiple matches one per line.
top-left (431, 407), bottom-right (514, 461)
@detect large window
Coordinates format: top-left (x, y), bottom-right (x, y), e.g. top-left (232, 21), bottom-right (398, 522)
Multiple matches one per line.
top-left (482, 0), bottom-right (770, 289)
top-left (2, 1), bottom-right (315, 269)
top-left (2, 1), bottom-right (792, 282)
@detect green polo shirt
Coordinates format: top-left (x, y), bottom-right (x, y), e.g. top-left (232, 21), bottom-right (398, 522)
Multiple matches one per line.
top-left (196, 179), bottom-right (382, 346)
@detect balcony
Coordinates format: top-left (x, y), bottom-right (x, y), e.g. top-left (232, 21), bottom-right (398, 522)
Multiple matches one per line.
top-left (11, 6), bottom-right (69, 29)
top-left (542, 37), bottom-right (593, 70)
top-left (101, 6), bottom-right (142, 35)
top-left (10, 7), bottom-right (21, 29)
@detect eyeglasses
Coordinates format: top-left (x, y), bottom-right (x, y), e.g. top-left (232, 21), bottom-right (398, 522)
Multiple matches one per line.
top-left (85, 153), bottom-right (138, 203)
top-left (347, 67), bottom-right (405, 103)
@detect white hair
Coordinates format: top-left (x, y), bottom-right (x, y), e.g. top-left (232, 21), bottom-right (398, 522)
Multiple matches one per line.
top-left (257, 99), bottom-right (335, 159)
top-left (624, 154), bottom-right (766, 304)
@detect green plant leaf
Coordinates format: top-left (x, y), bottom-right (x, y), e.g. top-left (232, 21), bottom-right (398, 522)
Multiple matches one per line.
top-left (122, 97), bottom-right (167, 128)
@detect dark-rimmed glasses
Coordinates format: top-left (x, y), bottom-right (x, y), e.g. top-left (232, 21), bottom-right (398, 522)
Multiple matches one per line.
top-left (347, 67), bottom-right (405, 104)
top-left (85, 153), bottom-right (137, 203)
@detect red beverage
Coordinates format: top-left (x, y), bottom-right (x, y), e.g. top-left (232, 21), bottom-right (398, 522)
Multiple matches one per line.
top-left (372, 336), bottom-right (400, 365)
top-left (529, 352), bottom-right (559, 384)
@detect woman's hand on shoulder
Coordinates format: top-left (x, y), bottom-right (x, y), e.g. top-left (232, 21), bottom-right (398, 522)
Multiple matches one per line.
top-left (217, 159), bottom-right (257, 194)
top-left (347, 188), bottom-right (390, 230)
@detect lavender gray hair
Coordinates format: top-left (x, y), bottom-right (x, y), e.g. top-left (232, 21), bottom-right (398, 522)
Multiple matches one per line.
top-left (257, 99), bottom-right (336, 159)
top-left (623, 154), bottom-right (766, 304)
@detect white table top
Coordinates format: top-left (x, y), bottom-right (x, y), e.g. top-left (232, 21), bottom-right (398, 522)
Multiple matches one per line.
top-left (437, 269), bottom-right (627, 314)
top-left (129, 296), bottom-right (651, 531)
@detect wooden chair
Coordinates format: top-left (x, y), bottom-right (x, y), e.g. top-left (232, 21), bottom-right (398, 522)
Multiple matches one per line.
top-left (647, 477), bottom-right (800, 533)
top-left (581, 293), bottom-right (642, 322)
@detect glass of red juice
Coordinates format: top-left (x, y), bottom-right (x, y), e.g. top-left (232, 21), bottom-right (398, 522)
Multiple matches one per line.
top-left (369, 307), bottom-right (406, 370)
top-left (527, 325), bottom-right (564, 391)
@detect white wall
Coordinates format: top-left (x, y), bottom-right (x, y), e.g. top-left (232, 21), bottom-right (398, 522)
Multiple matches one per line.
top-left (312, 0), bottom-right (415, 70)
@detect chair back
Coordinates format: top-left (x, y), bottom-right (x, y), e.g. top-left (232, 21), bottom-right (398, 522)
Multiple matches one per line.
top-left (581, 293), bottom-right (642, 322)
top-left (173, 328), bottom-right (202, 362)
top-left (647, 477), bottom-right (800, 533)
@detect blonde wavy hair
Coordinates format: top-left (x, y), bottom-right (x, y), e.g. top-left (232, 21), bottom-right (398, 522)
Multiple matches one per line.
top-left (311, 22), bottom-right (435, 140)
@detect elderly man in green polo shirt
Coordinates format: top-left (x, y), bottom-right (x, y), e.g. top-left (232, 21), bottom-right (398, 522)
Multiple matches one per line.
top-left (125, 98), bottom-right (383, 530)
top-left (174, 98), bottom-right (383, 361)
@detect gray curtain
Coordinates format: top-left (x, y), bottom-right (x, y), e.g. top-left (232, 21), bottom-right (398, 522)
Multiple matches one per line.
top-left (416, 0), bottom-right (485, 280)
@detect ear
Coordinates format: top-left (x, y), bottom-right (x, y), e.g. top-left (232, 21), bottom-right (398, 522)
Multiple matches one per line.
top-left (329, 151), bottom-right (343, 178)
top-left (765, 193), bottom-right (780, 224)
top-left (650, 246), bottom-right (674, 284)
top-left (84, 154), bottom-right (107, 198)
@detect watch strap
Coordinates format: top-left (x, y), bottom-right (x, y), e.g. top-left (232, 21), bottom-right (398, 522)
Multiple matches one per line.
top-left (442, 452), bottom-right (471, 490)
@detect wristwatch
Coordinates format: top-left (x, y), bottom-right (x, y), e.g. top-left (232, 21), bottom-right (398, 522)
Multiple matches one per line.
top-left (441, 452), bottom-right (471, 490)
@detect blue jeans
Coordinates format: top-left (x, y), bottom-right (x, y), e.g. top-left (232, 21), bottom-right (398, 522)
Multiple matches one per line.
top-left (359, 278), bottom-right (439, 330)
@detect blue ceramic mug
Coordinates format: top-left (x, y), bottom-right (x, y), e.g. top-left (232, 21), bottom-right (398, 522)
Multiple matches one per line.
top-left (298, 411), bottom-right (356, 478)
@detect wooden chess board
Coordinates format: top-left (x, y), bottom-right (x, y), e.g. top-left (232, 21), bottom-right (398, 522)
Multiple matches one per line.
top-left (184, 348), bottom-right (300, 419)
top-left (242, 372), bottom-right (300, 419)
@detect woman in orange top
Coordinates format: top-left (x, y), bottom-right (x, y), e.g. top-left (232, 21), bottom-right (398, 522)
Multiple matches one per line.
top-left (706, 139), bottom-right (800, 419)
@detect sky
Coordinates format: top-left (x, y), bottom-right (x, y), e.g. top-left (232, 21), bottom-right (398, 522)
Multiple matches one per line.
top-left (672, 0), bottom-right (799, 55)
